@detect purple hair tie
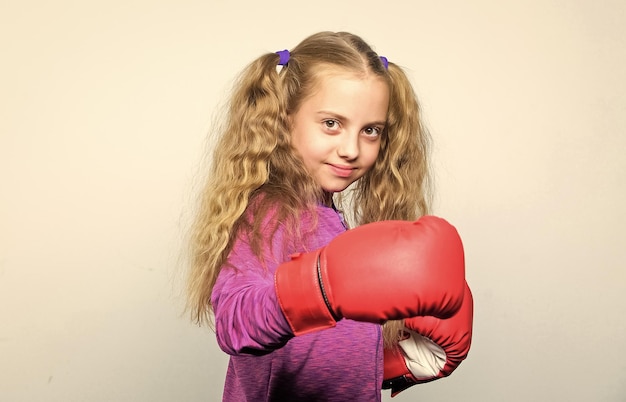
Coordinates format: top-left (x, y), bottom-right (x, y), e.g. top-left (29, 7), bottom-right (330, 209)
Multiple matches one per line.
top-left (379, 56), bottom-right (389, 70)
top-left (276, 49), bottom-right (290, 66)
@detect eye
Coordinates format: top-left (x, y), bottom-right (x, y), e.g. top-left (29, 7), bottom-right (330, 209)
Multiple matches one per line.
top-left (363, 126), bottom-right (383, 138)
top-left (322, 119), bottom-right (340, 132)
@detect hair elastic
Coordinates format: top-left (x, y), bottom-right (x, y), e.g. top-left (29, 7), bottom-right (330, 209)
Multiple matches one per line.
top-left (277, 49), bottom-right (386, 69)
top-left (379, 56), bottom-right (389, 70)
top-left (276, 49), bottom-right (290, 66)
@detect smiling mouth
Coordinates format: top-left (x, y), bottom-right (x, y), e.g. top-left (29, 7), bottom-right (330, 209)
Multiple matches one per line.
top-left (328, 164), bottom-right (354, 178)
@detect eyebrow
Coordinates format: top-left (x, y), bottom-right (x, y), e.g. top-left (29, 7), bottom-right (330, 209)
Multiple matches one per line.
top-left (316, 111), bottom-right (386, 126)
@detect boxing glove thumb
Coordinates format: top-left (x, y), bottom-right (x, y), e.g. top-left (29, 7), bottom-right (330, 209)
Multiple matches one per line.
top-left (383, 282), bottom-right (473, 396)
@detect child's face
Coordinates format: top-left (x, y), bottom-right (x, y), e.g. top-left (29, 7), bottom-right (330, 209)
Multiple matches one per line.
top-left (289, 71), bottom-right (389, 194)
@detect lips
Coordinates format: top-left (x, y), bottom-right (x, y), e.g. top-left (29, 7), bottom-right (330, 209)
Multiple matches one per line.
top-left (328, 163), bottom-right (354, 178)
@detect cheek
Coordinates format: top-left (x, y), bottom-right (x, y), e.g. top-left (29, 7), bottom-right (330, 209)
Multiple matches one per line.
top-left (363, 142), bottom-right (381, 169)
top-left (290, 129), bottom-right (311, 161)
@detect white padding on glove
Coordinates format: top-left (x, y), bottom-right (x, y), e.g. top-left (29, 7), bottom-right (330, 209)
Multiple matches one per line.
top-left (399, 328), bottom-right (446, 378)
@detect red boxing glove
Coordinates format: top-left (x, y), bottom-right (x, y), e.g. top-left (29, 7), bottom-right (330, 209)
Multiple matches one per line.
top-left (383, 283), bottom-right (473, 397)
top-left (274, 216), bottom-right (466, 335)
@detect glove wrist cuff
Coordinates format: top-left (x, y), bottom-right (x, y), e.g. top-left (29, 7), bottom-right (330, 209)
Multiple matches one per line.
top-left (275, 250), bottom-right (336, 336)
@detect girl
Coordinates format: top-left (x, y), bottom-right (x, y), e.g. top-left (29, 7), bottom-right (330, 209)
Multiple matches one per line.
top-left (187, 31), bottom-right (473, 401)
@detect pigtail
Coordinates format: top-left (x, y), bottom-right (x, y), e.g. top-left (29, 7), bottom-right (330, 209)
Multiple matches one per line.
top-left (187, 53), bottom-right (288, 326)
top-left (354, 61), bottom-right (431, 226)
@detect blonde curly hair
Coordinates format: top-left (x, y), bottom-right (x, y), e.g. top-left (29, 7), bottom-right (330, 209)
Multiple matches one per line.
top-left (187, 31), bottom-right (431, 347)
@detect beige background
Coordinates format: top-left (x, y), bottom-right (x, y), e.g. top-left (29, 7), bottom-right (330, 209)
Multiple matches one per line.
top-left (2, 1), bottom-right (625, 401)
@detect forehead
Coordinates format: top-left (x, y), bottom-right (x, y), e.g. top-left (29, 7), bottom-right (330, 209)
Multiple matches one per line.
top-left (300, 70), bottom-right (390, 120)
top-left (310, 65), bottom-right (388, 94)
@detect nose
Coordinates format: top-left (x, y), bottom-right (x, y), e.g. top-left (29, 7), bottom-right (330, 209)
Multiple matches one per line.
top-left (337, 131), bottom-right (359, 161)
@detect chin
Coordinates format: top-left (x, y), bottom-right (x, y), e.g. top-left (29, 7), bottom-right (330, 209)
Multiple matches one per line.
top-left (321, 183), bottom-right (352, 193)
top-left (318, 176), bottom-right (360, 194)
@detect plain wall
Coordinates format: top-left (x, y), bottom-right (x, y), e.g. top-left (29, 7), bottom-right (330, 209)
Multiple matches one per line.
top-left (1, 1), bottom-right (625, 401)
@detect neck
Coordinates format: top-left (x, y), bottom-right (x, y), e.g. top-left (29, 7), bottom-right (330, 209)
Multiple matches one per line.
top-left (322, 192), bottom-right (334, 207)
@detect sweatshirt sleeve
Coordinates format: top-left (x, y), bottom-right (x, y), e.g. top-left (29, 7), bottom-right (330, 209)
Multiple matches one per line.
top-left (211, 229), bottom-right (294, 356)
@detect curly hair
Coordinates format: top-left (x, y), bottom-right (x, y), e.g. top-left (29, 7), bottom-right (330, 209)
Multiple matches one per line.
top-left (187, 31), bottom-right (431, 347)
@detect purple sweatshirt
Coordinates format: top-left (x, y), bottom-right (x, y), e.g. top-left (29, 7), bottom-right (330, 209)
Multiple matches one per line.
top-left (211, 204), bottom-right (383, 401)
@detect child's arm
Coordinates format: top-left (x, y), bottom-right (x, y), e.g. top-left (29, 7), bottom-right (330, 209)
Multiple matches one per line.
top-left (211, 224), bottom-right (297, 355)
top-left (382, 283), bottom-right (473, 396)
top-left (212, 261), bottom-right (294, 355)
